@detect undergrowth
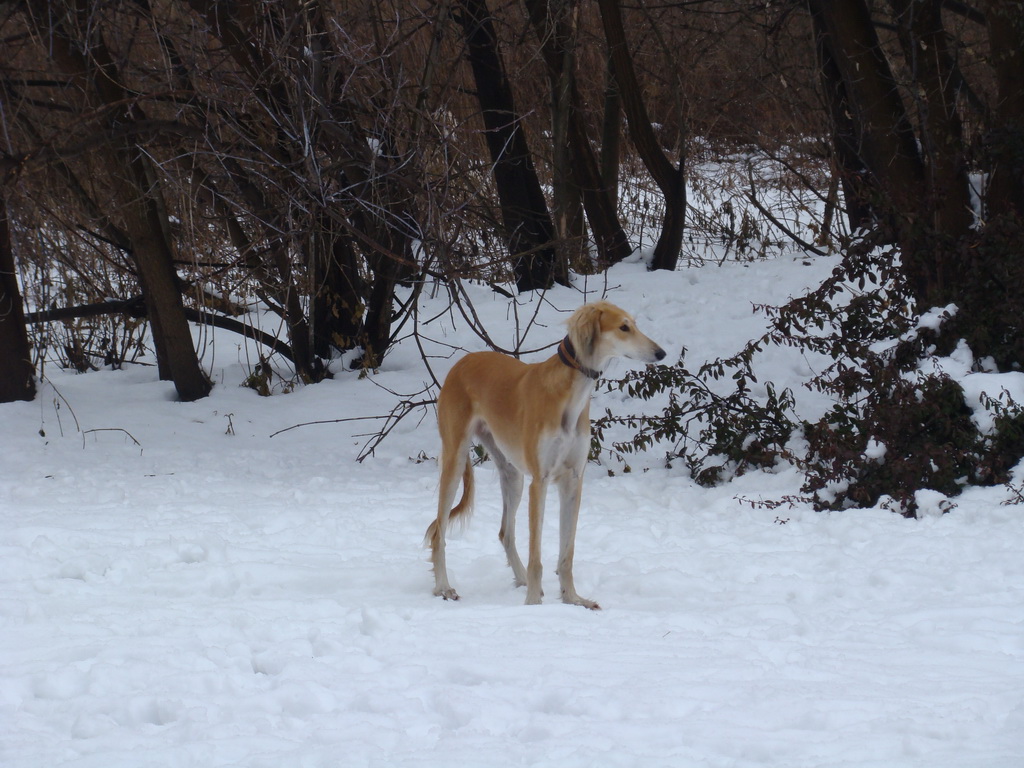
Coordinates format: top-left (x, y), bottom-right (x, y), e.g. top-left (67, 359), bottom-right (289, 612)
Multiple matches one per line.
top-left (596, 231), bottom-right (1024, 517)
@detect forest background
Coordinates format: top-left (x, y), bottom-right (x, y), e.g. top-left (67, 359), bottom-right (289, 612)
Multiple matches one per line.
top-left (2, 0), bottom-right (1023, 513)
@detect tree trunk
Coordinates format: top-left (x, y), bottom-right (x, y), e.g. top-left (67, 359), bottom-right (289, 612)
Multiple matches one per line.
top-left (361, 255), bottom-right (403, 366)
top-left (807, 0), bottom-right (959, 304)
top-left (890, 0), bottom-right (973, 237)
top-left (456, 0), bottom-right (562, 292)
top-left (569, 108), bottom-right (635, 267)
top-left (984, 0), bottom-right (1024, 219)
top-left (531, 0), bottom-right (585, 277)
top-left (0, 196), bottom-right (36, 402)
top-left (600, 53), bottom-right (622, 214)
top-left (549, 5), bottom-right (586, 278)
top-left (597, 0), bottom-right (685, 271)
top-left (115, 149), bottom-right (212, 400)
top-left (311, 227), bottom-right (364, 359)
top-left (808, 2), bottom-right (877, 232)
top-left (186, 0), bottom-right (413, 373)
top-left (807, 0), bottom-right (926, 215)
top-left (220, 155), bottom-right (319, 379)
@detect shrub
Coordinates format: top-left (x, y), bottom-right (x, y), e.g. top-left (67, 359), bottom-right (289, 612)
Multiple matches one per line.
top-left (599, 229), bottom-right (1024, 517)
top-left (593, 336), bottom-right (797, 485)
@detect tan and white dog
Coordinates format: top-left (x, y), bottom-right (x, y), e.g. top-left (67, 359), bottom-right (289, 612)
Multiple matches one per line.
top-left (425, 301), bottom-right (666, 608)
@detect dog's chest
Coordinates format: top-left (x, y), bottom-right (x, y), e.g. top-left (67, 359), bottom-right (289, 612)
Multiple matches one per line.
top-left (537, 390), bottom-right (590, 471)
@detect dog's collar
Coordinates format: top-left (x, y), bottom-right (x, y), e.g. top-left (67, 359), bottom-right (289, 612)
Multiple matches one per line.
top-left (558, 337), bottom-right (601, 380)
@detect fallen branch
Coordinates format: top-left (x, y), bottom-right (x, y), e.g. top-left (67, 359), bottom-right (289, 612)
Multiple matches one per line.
top-left (269, 395), bottom-right (437, 462)
top-left (269, 414), bottom-right (392, 439)
top-left (82, 427), bottom-right (142, 452)
top-left (26, 296), bottom-right (296, 363)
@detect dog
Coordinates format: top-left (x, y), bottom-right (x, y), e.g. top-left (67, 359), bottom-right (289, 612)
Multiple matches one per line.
top-left (425, 301), bottom-right (666, 608)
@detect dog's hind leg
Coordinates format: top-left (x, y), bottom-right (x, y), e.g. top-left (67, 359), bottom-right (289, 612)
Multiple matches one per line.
top-left (427, 444), bottom-right (469, 601)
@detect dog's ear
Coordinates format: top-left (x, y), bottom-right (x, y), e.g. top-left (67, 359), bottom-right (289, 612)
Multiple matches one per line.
top-left (569, 303), bottom-right (603, 358)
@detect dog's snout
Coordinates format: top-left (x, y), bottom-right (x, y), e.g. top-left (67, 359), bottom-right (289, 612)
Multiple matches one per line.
top-left (654, 346), bottom-right (666, 361)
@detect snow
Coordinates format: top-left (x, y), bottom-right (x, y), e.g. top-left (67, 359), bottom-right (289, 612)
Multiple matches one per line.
top-left (917, 304), bottom-right (958, 332)
top-left (3, 257), bottom-right (1024, 767)
top-left (961, 371), bottom-right (1024, 436)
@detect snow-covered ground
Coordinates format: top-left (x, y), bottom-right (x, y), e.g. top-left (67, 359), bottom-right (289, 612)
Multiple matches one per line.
top-left (3, 256), bottom-right (1023, 767)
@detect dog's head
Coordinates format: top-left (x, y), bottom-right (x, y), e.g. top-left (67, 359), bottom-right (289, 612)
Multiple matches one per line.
top-left (567, 301), bottom-right (666, 369)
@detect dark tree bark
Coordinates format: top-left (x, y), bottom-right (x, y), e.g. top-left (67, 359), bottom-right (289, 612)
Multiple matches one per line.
top-left (214, 154), bottom-right (319, 379)
top-left (984, 0), bottom-right (1024, 219)
top-left (0, 196), bottom-right (36, 402)
top-left (116, 150), bottom-right (212, 400)
top-left (567, 106), bottom-right (635, 268)
top-left (181, 0), bottom-right (332, 377)
top-left (890, 0), bottom-right (973, 237)
top-left (310, 223), bottom-right (364, 360)
top-left (547, 0), bottom-right (586, 278)
top-left (597, 0), bottom-right (686, 271)
top-left (456, 0), bottom-right (562, 292)
top-left (140, 10), bottom-right (327, 379)
top-left (184, 0), bottom-right (419, 369)
top-left (808, 3), bottom-right (876, 232)
top-left (807, 0), bottom-right (926, 217)
top-left (600, 53), bottom-right (622, 215)
top-left (301, 0), bottom-right (416, 366)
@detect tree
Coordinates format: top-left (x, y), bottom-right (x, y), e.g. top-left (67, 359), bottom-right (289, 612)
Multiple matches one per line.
top-left (23, 0), bottom-right (212, 401)
top-left (456, 0), bottom-right (563, 292)
top-left (183, 0), bottom-right (419, 370)
top-left (984, 0), bottom-right (1024, 219)
top-left (524, 0), bottom-right (634, 269)
top-left (0, 195), bottom-right (35, 402)
top-left (808, 0), bottom-right (1024, 364)
top-left (4, 0), bottom-right (438, 381)
top-left (597, 0), bottom-right (686, 271)
top-left (807, 0), bottom-right (927, 241)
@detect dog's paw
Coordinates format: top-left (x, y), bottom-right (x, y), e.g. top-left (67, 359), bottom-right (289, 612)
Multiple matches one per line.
top-left (563, 592), bottom-right (601, 610)
top-left (435, 587), bottom-right (460, 601)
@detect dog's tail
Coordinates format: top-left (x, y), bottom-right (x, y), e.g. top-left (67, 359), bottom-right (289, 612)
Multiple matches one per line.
top-left (424, 460), bottom-right (475, 547)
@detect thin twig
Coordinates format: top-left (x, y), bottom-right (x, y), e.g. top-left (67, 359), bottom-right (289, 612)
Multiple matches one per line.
top-left (269, 415), bottom-right (391, 439)
top-left (82, 428), bottom-right (142, 451)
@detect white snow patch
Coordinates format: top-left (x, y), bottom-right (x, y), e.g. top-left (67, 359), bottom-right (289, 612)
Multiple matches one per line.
top-left (2, 258), bottom-right (1023, 767)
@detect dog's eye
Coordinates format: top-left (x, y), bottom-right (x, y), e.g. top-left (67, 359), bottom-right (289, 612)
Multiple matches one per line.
top-left (620, 324), bottom-right (630, 333)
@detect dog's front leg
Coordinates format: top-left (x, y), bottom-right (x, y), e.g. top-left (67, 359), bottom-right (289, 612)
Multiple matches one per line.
top-left (556, 472), bottom-right (600, 610)
top-left (525, 478), bottom-right (547, 604)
